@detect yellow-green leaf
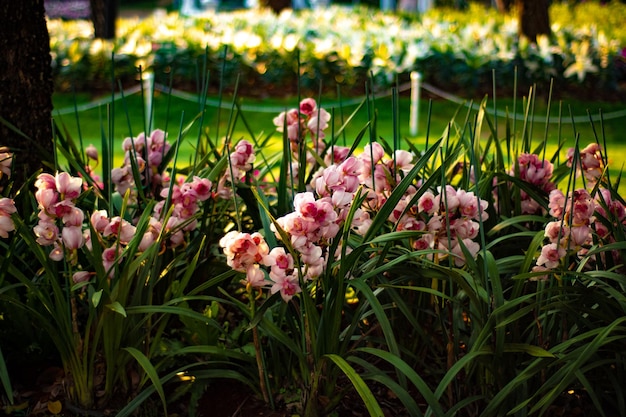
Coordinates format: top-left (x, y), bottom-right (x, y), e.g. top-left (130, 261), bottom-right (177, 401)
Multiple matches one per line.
top-left (107, 301), bottom-right (127, 317)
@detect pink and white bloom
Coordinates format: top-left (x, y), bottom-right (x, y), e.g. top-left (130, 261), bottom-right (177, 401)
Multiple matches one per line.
top-left (55, 172), bottom-right (83, 200)
top-left (72, 271), bottom-right (92, 285)
top-left (102, 246), bottom-right (124, 275)
top-left (0, 214), bottom-right (15, 238)
top-left (245, 264), bottom-right (266, 288)
top-left (270, 273), bottom-right (301, 302)
top-left (536, 243), bottom-right (566, 269)
top-left (62, 226), bottom-right (84, 250)
top-left (34, 220), bottom-right (59, 246)
top-left (0, 148), bottom-right (13, 179)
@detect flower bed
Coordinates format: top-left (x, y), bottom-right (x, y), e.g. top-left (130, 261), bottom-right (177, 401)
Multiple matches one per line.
top-left (2, 83), bottom-right (626, 415)
top-left (47, 2), bottom-right (626, 98)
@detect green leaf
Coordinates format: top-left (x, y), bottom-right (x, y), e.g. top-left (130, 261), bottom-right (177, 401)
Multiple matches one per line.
top-left (122, 347), bottom-right (170, 417)
top-left (92, 289), bottom-right (103, 308)
top-left (475, 343), bottom-right (555, 358)
top-left (106, 301), bottom-right (127, 317)
top-left (325, 354), bottom-right (385, 417)
top-left (353, 347), bottom-right (446, 417)
top-left (0, 345), bottom-right (13, 405)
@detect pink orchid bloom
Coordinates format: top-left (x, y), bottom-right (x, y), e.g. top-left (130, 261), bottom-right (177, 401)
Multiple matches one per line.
top-left (536, 243), bottom-right (566, 269)
top-left (245, 264), bottom-right (266, 288)
top-left (49, 243), bottom-right (64, 261)
top-left (0, 197), bottom-right (16, 216)
top-left (34, 220), bottom-right (59, 246)
top-left (270, 272), bottom-right (301, 302)
top-left (0, 215), bottom-right (15, 238)
top-left (102, 246), bottom-right (124, 274)
top-left (55, 172), bottom-right (83, 200)
top-left (90, 210), bottom-right (110, 233)
top-left (72, 271), bottom-right (92, 284)
top-left (62, 226), bottom-right (84, 250)
top-left (85, 144), bottom-right (99, 161)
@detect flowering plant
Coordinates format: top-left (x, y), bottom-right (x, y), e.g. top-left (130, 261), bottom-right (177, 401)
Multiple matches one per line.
top-left (0, 121), bottom-right (260, 412)
top-left (2, 82), bottom-right (626, 417)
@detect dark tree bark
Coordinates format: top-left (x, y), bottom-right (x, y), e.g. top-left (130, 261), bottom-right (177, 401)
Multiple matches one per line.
top-left (0, 0), bottom-right (54, 191)
top-left (89, 0), bottom-right (119, 39)
top-left (259, 0), bottom-right (291, 14)
top-left (517, 0), bottom-right (550, 43)
top-left (493, 0), bottom-right (512, 12)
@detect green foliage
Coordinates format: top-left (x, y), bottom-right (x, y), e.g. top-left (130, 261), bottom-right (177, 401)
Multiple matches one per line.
top-left (2, 44), bottom-right (626, 417)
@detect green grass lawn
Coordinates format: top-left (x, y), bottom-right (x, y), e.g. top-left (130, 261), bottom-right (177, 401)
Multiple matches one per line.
top-left (52, 88), bottom-right (626, 188)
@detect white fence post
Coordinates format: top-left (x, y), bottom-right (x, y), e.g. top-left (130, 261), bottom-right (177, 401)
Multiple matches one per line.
top-left (143, 71), bottom-right (154, 130)
top-left (409, 71), bottom-right (421, 137)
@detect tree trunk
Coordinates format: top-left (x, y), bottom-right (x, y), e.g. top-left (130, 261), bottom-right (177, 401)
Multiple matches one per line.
top-left (259, 0), bottom-right (291, 14)
top-left (517, 0), bottom-right (550, 43)
top-left (493, 0), bottom-right (512, 12)
top-left (89, 0), bottom-right (119, 39)
top-left (0, 0), bottom-right (54, 191)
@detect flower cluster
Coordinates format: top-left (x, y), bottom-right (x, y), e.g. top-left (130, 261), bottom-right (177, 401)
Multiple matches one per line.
top-left (392, 185), bottom-right (489, 267)
top-left (273, 98), bottom-right (331, 184)
top-left (510, 153), bottom-right (556, 214)
top-left (533, 184), bottom-right (626, 279)
top-left (0, 148), bottom-right (15, 238)
top-left (33, 172), bottom-right (87, 262)
top-left (220, 105), bottom-right (492, 302)
top-left (217, 139), bottom-right (255, 199)
top-left (0, 197), bottom-right (16, 239)
top-left (22, 130), bottom-right (231, 283)
top-left (111, 129), bottom-right (172, 198)
top-left (567, 142), bottom-right (605, 185)
top-left (153, 175), bottom-right (213, 247)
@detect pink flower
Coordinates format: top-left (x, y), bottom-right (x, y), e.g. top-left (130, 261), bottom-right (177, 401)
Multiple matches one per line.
top-left (270, 273), bottom-right (301, 302)
top-left (544, 221), bottom-right (569, 244)
top-left (536, 243), bottom-right (566, 269)
top-left (0, 197), bottom-right (16, 217)
top-left (456, 190), bottom-right (479, 219)
top-left (299, 98), bottom-right (317, 116)
top-left (55, 172), bottom-right (82, 200)
top-left (0, 148), bottom-right (13, 179)
top-left (103, 217), bottom-right (136, 244)
top-left (49, 243), bottom-right (64, 261)
top-left (102, 246), bottom-right (123, 275)
top-left (63, 207), bottom-right (84, 227)
top-left (72, 271), bottom-right (92, 284)
top-left (571, 189), bottom-right (595, 225)
top-left (273, 109), bottom-right (300, 141)
top-left (570, 225), bottom-right (590, 247)
top-left (0, 214), bottom-right (15, 238)
top-left (35, 188), bottom-right (59, 214)
top-left (34, 220), bottom-right (59, 246)
top-left (307, 109), bottom-right (331, 138)
top-left (453, 219), bottom-right (479, 240)
top-left (548, 189), bottom-right (566, 218)
top-left (360, 143), bottom-right (385, 165)
top-left (263, 247), bottom-right (294, 274)
top-left (62, 226), bottom-right (84, 250)
top-left (35, 173), bottom-right (56, 191)
top-left (219, 231), bottom-right (270, 272)
top-left (90, 210), bottom-right (110, 233)
top-left (530, 265), bottom-right (550, 281)
top-left (434, 185), bottom-right (460, 213)
top-left (450, 238), bottom-right (480, 267)
top-left (190, 176), bottom-right (213, 201)
top-left (85, 144), bottom-right (99, 161)
top-left (139, 232), bottom-right (155, 252)
top-left (390, 150), bottom-right (414, 175)
top-left (245, 264), bottom-right (266, 288)
top-left (418, 191), bottom-right (437, 214)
